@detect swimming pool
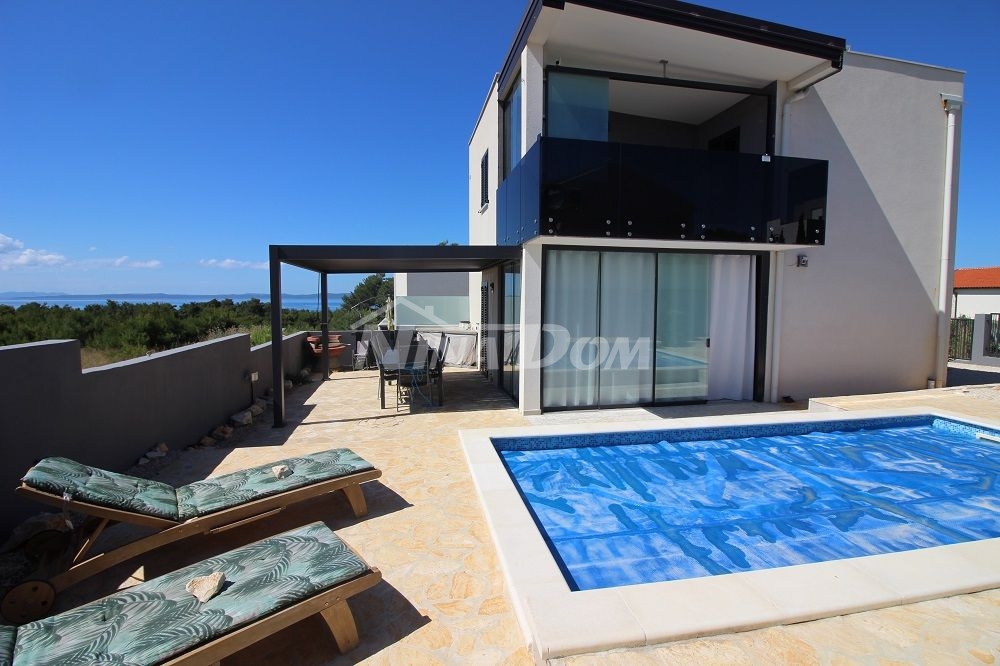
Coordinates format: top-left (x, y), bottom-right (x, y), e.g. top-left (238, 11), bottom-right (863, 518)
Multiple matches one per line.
top-left (461, 409), bottom-right (1000, 660)
top-left (495, 415), bottom-right (1000, 591)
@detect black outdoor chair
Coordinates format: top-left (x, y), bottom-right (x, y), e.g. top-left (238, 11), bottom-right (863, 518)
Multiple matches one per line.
top-left (371, 331), bottom-right (398, 409)
top-left (425, 334), bottom-right (449, 406)
top-left (353, 332), bottom-right (374, 370)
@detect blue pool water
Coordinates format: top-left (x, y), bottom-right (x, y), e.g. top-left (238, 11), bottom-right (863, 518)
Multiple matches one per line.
top-left (655, 351), bottom-right (705, 368)
top-left (495, 416), bottom-right (1000, 591)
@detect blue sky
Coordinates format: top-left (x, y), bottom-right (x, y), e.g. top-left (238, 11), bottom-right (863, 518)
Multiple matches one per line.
top-left (1, 0), bottom-right (997, 295)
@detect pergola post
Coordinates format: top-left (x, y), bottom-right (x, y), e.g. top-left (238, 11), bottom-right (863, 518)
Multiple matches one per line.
top-left (269, 246), bottom-right (285, 427)
top-left (320, 273), bottom-right (330, 379)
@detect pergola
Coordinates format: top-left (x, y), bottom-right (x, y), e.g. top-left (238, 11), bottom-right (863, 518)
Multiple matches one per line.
top-left (268, 244), bottom-right (520, 426)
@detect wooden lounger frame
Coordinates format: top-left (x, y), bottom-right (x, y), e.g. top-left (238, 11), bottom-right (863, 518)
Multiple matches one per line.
top-left (15, 467), bottom-right (382, 595)
top-left (163, 566), bottom-right (383, 665)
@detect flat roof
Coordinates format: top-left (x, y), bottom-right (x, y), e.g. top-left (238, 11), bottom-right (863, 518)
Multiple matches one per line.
top-left (269, 244), bottom-right (520, 274)
top-left (499, 0), bottom-right (846, 93)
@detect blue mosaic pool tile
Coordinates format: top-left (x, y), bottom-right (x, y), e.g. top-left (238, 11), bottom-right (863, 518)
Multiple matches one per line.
top-left (488, 415), bottom-right (980, 452)
top-left (932, 416), bottom-right (1000, 440)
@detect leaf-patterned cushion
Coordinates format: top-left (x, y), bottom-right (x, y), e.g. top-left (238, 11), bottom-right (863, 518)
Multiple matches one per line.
top-left (22, 457), bottom-right (180, 521)
top-left (0, 623), bottom-right (15, 665)
top-left (175, 449), bottom-right (375, 521)
top-left (11, 522), bottom-right (371, 665)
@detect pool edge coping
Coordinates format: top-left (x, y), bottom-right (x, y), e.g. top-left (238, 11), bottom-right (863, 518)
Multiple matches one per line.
top-left (459, 406), bottom-right (1000, 662)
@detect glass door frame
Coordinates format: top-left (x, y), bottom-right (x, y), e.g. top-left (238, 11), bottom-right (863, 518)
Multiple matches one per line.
top-left (500, 260), bottom-right (522, 400)
top-left (539, 245), bottom-right (770, 412)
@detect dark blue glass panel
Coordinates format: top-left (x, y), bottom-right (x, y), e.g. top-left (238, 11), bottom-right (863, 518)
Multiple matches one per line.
top-left (497, 138), bottom-right (828, 246)
top-left (541, 138), bottom-right (618, 239)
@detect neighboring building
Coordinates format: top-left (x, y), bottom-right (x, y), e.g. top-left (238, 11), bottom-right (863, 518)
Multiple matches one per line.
top-left (953, 267), bottom-right (1000, 318)
top-left (394, 272), bottom-right (470, 327)
top-left (468, 0), bottom-right (963, 414)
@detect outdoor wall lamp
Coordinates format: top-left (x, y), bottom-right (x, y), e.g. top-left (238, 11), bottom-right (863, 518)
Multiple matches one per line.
top-left (246, 370), bottom-right (259, 404)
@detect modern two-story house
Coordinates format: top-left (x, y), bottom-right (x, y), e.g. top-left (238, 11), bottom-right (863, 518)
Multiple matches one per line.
top-left (469, 0), bottom-right (963, 414)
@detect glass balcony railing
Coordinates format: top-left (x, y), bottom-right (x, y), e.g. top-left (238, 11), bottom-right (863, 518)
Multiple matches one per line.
top-left (497, 137), bottom-right (828, 246)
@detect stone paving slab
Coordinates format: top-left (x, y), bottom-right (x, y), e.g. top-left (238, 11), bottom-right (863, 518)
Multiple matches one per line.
top-left (46, 370), bottom-right (1000, 664)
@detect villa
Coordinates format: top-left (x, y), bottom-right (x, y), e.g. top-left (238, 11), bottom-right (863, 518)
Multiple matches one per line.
top-left (1, 1), bottom-right (997, 664)
top-left (468, 0), bottom-right (964, 415)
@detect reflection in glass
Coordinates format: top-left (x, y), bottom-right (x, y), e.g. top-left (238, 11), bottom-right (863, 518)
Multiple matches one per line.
top-left (502, 262), bottom-right (521, 400)
top-left (548, 72), bottom-right (609, 142)
top-left (504, 80), bottom-right (523, 178)
top-left (655, 254), bottom-right (711, 402)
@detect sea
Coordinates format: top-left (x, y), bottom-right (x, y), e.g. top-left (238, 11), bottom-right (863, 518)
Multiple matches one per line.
top-left (0, 293), bottom-right (346, 312)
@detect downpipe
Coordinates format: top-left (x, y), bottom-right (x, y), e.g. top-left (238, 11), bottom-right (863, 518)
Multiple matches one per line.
top-left (770, 88), bottom-right (810, 402)
top-left (934, 95), bottom-right (962, 387)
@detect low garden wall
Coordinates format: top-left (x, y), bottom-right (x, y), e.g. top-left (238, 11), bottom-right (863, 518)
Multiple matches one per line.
top-left (0, 332), bottom-right (309, 534)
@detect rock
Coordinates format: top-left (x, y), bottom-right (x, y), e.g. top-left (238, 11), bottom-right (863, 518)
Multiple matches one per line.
top-left (249, 403), bottom-right (265, 416)
top-left (283, 380), bottom-right (294, 391)
top-left (230, 410), bottom-right (253, 427)
top-left (146, 450), bottom-right (166, 459)
top-left (137, 456), bottom-right (150, 465)
top-left (185, 571), bottom-right (226, 603)
top-left (272, 464), bottom-right (292, 479)
top-left (253, 398), bottom-right (268, 410)
top-left (211, 425), bottom-right (234, 440)
top-left (1, 513), bottom-right (74, 553)
top-left (198, 436), bottom-right (217, 448)
top-left (154, 442), bottom-right (169, 453)
top-left (298, 368), bottom-right (311, 379)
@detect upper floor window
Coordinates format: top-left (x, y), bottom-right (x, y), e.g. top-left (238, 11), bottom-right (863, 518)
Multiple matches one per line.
top-left (503, 79), bottom-right (522, 178)
top-left (480, 150), bottom-right (489, 208)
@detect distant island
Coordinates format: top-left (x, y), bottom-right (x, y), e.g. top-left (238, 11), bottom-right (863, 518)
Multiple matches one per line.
top-left (0, 292), bottom-right (346, 311)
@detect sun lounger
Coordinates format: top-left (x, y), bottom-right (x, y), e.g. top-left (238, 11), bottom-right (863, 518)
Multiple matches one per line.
top-left (3, 449), bottom-right (380, 623)
top-left (0, 521), bottom-right (381, 664)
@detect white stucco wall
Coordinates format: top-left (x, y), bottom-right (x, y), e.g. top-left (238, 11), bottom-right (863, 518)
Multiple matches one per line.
top-left (954, 290), bottom-right (1000, 318)
top-left (776, 52), bottom-right (963, 400)
top-left (522, 42), bottom-right (544, 156)
top-left (469, 77), bottom-right (500, 326)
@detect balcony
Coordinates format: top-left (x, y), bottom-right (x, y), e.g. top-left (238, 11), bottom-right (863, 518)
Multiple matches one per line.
top-left (498, 137), bottom-right (828, 246)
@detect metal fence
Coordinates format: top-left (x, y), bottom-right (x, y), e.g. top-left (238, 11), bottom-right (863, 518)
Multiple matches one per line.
top-left (986, 313), bottom-right (1000, 358)
top-left (949, 317), bottom-right (974, 360)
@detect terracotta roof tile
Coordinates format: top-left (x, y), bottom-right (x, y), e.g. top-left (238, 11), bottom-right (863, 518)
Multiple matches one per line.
top-left (954, 267), bottom-right (1000, 289)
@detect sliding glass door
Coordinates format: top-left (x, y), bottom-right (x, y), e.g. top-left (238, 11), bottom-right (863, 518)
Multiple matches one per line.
top-left (542, 249), bottom-right (752, 410)
top-left (542, 250), bottom-right (655, 409)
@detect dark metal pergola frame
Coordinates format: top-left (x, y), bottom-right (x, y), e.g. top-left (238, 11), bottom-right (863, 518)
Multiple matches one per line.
top-left (268, 244), bottom-right (520, 426)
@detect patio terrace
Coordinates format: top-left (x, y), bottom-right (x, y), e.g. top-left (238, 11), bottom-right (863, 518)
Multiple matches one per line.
top-left (50, 369), bottom-right (1000, 664)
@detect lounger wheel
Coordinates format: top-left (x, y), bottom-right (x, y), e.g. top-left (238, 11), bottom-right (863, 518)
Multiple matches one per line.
top-left (2, 579), bottom-right (56, 623)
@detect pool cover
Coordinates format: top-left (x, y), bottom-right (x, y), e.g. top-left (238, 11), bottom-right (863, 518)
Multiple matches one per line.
top-left (500, 423), bottom-right (1000, 590)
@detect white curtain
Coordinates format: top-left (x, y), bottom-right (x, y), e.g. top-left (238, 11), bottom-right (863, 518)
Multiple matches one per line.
top-left (542, 250), bottom-right (599, 408)
top-left (707, 255), bottom-right (756, 400)
top-left (599, 251), bottom-right (654, 404)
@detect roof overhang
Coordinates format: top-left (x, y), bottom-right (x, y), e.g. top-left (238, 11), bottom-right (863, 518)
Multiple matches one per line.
top-left (499, 0), bottom-right (845, 94)
top-left (269, 244), bottom-right (521, 274)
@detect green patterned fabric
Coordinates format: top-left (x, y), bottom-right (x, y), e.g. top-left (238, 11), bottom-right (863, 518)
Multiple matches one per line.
top-left (175, 449), bottom-right (375, 521)
top-left (0, 623), bottom-right (15, 665)
top-left (22, 457), bottom-right (180, 521)
top-left (21, 449), bottom-right (375, 524)
top-left (11, 522), bottom-right (371, 665)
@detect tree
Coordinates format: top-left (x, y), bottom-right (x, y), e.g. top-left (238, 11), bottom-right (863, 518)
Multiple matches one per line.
top-left (329, 273), bottom-right (394, 329)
